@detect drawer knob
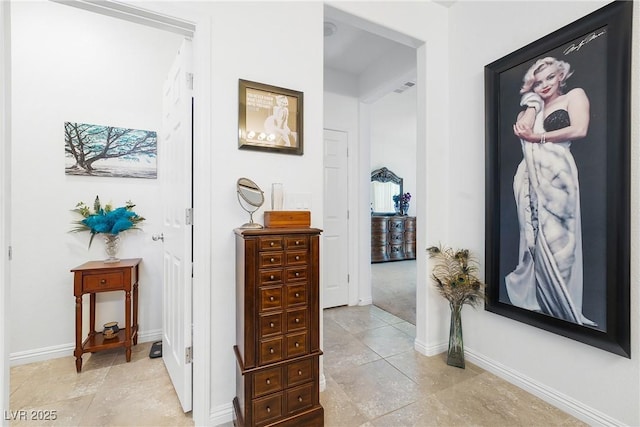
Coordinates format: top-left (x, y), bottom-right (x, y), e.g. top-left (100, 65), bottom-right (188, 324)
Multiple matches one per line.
top-left (270, 275), bottom-right (275, 280)
top-left (269, 348), bottom-right (274, 354)
top-left (270, 242), bottom-right (275, 247)
top-left (266, 378), bottom-right (271, 385)
top-left (269, 296), bottom-right (275, 302)
top-left (295, 293), bottom-right (300, 298)
top-left (298, 369), bottom-right (303, 376)
top-left (270, 258), bottom-right (275, 263)
top-left (295, 342), bottom-right (300, 348)
top-left (269, 322), bottom-right (275, 328)
top-left (100, 279), bottom-right (107, 285)
top-left (295, 272), bottom-right (300, 277)
top-left (295, 318), bottom-right (300, 323)
top-left (298, 396), bottom-right (303, 403)
top-left (295, 240), bottom-right (300, 245)
top-left (266, 406), bottom-right (271, 413)
top-left (295, 255), bottom-right (300, 261)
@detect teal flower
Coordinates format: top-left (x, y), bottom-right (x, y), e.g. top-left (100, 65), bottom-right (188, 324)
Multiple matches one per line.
top-left (71, 196), bottom-right (145, 248)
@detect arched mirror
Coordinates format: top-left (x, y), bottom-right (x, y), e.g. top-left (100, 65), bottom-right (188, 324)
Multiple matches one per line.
top-left (237, 177), bottom-right (264, 229)
top-left (370, 167), bottom-right (403, 216)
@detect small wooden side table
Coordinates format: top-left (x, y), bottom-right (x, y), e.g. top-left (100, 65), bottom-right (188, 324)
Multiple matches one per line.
top-left (71, 258), bottom-right (141, 373)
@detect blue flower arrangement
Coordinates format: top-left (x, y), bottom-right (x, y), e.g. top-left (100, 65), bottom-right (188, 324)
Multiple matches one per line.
top-left (71, 196), bottom-right (145, 248)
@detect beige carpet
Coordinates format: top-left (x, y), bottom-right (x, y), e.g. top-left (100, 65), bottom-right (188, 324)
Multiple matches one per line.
top-left (371, 260), bottom-right (416, 325)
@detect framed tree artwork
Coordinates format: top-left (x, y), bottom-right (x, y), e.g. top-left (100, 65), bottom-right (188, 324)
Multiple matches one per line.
top-left (65, 122), bottom-right (157, 179)
top-left (484, 1), bottom-right (632, 356)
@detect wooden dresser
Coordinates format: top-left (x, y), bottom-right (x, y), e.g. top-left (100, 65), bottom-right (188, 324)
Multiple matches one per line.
top-left (371, 216), bottom-right (416, 263)
top-left (233, 228), bottom-right (324, 427)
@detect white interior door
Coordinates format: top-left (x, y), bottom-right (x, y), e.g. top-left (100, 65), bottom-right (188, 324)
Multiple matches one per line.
top-left (160, 38), bottom-right (193, 412)
top-left (323, 129), bottom-right (349, 308)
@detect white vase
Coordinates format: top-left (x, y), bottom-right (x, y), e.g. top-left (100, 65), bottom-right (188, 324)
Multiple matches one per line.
top-left (271, 183), bottom-right (284, 210)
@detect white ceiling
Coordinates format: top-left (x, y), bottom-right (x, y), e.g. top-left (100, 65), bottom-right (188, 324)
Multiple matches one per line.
top-left (323, 19), bottom-right (413, 76)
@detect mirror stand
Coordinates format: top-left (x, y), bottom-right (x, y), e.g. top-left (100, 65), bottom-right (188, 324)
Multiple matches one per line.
top-left (237, 177), bottom-right (265, 229)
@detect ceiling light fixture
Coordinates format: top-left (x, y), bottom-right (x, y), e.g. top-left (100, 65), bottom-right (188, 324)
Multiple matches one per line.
top-left (324, 21), bottom-right (337, 37)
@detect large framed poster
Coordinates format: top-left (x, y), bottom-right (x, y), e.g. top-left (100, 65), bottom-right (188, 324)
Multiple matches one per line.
top-left (484, 1), bottom-right (632, 357)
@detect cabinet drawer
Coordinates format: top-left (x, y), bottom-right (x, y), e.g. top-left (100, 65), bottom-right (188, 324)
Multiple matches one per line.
top-left (259, 252), bottom-right (283, 268)
top-left (259, 237), bottom-right (283, 251)
top-left (389, 219), bottom-right (405, 231)
top-left (286, 332), bottom-right (308, 358)
top-left (286, 284), bottom-right (307, 307)
top-left (371, 217), bottom-right (389, 233)
top-left (389, 232), bottom-right (404, 244)
top-left (286, 359), bottom-right (313, 387)
top-left (259, 337), bottom-right (283, 365)
top-left (259, 286), bottom-right (283, 312)
top-left (285, 236), bottom-right (308, 250)
top-left (371, 232), bottom-right (388, 245)
top-left (389, 245), bottom-right (405, 260)
top-left (286, 383), bottom-right (313, 415)
top-left (259, 269), bottom-right (283, 285)
top-left (286, 267), bottom-right (307, 282)
top-left (405, 218), bottom-right (416, 231)
top-left (259, 312), bottom-right (283, 338)
top-left (82, 272), bottom-right (124, 292)
top-left (252, 393), bottom-right (283, 426)
top-left (286, 309), bottom-right (307, 332)
top-left (285, 251), bottom-right (307, 266)
top-left (253, 366), bottom-right (283, 398)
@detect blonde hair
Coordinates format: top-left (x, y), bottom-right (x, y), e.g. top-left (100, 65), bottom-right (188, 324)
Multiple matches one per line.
top-left (520, 57), bottom-right (573, 94)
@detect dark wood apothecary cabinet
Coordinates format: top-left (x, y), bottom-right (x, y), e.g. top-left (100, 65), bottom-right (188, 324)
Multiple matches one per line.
top-left (233, 228), bottom-right (324, 427)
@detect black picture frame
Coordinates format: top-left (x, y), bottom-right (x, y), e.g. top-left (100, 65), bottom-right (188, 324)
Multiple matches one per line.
top-left (238, 79), bottom-right (303, 155)
top-left (484, 1), bottom-right (632, 357)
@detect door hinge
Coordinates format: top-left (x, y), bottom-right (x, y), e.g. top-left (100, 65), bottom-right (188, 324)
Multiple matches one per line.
top-left (186, 72), bottom-right (194, 90)
top-left (347, 274), bottom-right (350, 283)
top-left (7, 246), bottom-right (12, 261)
top-left (185, 208), bottom-right (193, 225)
top-left (185, 346), bottom-right (193, 364)
top-left (347, 210), bottom-right (349, 220)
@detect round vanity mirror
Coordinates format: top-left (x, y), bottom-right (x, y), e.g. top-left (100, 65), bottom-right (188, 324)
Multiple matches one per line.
top-left (237, 177), bottom-right (264, 229)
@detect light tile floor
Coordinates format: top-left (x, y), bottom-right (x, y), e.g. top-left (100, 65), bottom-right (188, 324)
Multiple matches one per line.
top-left (9, 306), bottom-right (586, 426)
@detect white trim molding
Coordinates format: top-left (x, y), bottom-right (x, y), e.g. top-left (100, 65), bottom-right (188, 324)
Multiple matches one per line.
top-left (465, 348), bottom-right (624, 427)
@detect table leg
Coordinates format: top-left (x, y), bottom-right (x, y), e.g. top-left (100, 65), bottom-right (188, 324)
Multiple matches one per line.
top-left (74, 295), bottom-right (83, 373)
top-left (89, 293), bottom-right (96, 339)
top-left (133, 281), bottom-right (139, 346)
top-left (125, 289), bottom-right (132, 362)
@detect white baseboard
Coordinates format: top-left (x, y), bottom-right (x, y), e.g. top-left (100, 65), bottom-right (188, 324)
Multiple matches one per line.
top-left (465, 347), bottom-right (623, 427)
top-left (319, 372), bottom-right (326, 392)
top-left (10, 343), bottom-right (74, 366)
top-left (210, 402), bottom-right (233, 426)
top-left (358, 296), bottom-right (373, 306)
top-left (9, 329), bottom-right (162, 366)
top-left (414, 337), bottom-right (446, 357)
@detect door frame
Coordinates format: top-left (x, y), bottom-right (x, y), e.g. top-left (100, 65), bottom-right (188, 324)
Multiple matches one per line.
top-left (1, 2), bottom-right (12, 425)
top-left (0, 2), bottom-right (212, 425)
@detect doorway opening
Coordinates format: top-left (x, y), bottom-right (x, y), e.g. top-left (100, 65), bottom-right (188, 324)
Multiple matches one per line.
top-left (322, 6), bottom-right (419, 330)
top-left (3, 1), bottom-right (212, 424)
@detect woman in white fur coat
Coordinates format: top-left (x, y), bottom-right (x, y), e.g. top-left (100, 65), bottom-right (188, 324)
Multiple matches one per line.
top-left (507, 56), bottom-right (595, 326)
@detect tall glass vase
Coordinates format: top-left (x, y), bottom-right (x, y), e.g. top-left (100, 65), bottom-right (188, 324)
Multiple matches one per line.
top-left (103, 234), bottom-right (120, 263)
top-left (447, 302), bottom-right (465, 368)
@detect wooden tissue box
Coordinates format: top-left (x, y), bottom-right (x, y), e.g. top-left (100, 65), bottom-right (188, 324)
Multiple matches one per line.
top-left (264, 211), bottom-right (310, 228)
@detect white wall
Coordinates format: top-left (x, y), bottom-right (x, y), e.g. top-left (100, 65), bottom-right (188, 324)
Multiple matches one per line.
top-left (204, 1), bottom-right (325, 418)
top-left (10, 2), bottom-right (183, 361)
top-left (370, 87), bottom-right (417, 217)
top-left (449, 1), bottom-right (640, 425)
